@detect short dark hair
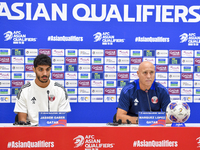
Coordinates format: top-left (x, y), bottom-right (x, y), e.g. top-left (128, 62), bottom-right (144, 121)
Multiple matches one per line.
top-left (34, 54), bottom-right (52, 68)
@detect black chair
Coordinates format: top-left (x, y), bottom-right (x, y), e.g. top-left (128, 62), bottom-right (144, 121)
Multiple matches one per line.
top-left (113, 113), bottom-right (117, 123)
top-left (15, 114), bottom-right (18, 122)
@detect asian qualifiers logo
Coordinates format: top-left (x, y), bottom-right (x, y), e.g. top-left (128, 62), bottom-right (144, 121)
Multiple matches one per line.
top-left (4, 31), bottom-right (37, 44)
top-left (73, 135), bottom-right (115, 149)
top-left (73, 135), bottom-right (85, 148)
top-left (93, 32), bottom-right (125, 45)
top-left (94, 32), bottom-right (102, 42)
top-left (4, 31), bottom-right (13, 41)
top-left (180, 33), bottom-right (200, 46)
top-left (180, 33), bottom-right (188, 43)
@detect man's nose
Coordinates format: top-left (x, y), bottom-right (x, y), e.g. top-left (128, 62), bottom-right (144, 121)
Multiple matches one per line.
top-left (147, 73), bottom-right (151, 78)
top-left (43, 70), bottom-right (47, 75)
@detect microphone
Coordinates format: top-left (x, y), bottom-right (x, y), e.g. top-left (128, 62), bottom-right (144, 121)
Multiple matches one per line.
top-left (145, 89), bottom-right (152, 112)
top-left (47, 90), bottom-right (50, 112)
top-left (126, 119), bottom-right (132, 124)
top-left (117, 119), bottom-right (122, 124)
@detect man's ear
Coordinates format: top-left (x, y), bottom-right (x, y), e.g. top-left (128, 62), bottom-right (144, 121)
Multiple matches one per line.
top-left (33, 67), bottom-right (36, 73)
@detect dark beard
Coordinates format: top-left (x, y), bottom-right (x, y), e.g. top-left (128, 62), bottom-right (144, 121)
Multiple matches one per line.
top-left (36, 74), bottom-right (49, 83)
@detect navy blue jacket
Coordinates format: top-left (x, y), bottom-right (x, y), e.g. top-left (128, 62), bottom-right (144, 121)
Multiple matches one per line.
top-left (118, 79), bottom-right (170, 116)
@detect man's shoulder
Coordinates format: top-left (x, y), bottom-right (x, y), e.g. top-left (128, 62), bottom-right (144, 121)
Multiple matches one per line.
top-left (52, 81), bottom-right (68, 99)
top-left (20, 81), bottom-right (32, 90)
top-left (155, 81), bottom-right (166, 89)
top-left (52, 81), bottom-right (65, 89)
top-left (121, 81), bottom-right (136, 94)
top-left (155, 81), bottom-right (168, 94)
top-left (17, 81), bottom-right (32, 99)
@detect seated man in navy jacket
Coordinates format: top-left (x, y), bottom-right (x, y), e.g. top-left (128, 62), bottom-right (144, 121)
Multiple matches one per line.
top-left (116, 61), bottom-right (171, 124)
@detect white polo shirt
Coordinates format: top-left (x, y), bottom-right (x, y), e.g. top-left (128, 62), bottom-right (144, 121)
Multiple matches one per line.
top-left (14, 79), bottom-right (71, 125)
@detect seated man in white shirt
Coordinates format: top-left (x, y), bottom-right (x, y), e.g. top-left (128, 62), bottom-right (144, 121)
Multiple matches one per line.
top-left (14, 54), bottom-right (71, 125)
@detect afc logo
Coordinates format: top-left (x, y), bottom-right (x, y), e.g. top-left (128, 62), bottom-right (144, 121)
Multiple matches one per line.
top-left (73, 135), bottom-right (85, 148)
top-left (93, 32), bottom-right (109, 42)
top-left (180, 33), bottom-right (196, 43)
top-left (4, 31), bottom-right (21, 41)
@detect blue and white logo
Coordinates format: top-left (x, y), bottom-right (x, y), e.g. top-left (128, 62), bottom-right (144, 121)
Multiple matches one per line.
top-left (180, 33), bottom-right (188, 43)
top-left (4, 31), bottom-right (13, 41)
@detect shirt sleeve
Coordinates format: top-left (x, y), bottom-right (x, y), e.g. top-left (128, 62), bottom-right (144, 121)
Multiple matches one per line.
top-left (58, 88), bottom-right (71, 112)
top-left (159, 88), bottom-right (171, 111)
top-left (14, 90), bottom-right (27, 114)
top-left (117, 87), bottom-right (131, 112)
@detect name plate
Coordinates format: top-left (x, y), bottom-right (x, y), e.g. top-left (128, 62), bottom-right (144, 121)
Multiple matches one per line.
top-left (39, 112), bottom-right (67, 127)
top-left (138, 112), bottom-right (166, 126)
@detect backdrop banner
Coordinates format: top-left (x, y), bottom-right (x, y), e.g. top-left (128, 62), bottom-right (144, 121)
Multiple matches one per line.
top-left (0, 127), bottom-right (200, 149)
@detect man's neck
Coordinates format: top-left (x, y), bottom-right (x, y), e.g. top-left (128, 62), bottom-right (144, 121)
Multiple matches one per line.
top-left (140, 86), bottom-right (151, 91)
top-left (139, 82), bottom-right (151, 91)
top-left (35, 79), bottom-right (50, 88)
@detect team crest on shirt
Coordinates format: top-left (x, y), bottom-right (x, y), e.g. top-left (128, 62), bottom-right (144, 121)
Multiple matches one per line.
top-left (48, 95), bottom-right (55, 102)
top-left (151, 96), bottom-right (158, 104)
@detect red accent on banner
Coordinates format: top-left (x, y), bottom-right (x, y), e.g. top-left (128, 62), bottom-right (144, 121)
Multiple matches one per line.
top-left (0, 127), bottom-right (200, 149)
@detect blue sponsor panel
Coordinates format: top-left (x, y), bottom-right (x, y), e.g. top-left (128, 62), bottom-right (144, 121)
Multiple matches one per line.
top-left (79, 73), bottom-right (89, 79)
top-left (169, 58), bottom-right (181, 65)
top-left (93, 58), bottom-right (102, 64)
top-left (195, 89), bottom-right (200, 95)
top-left (183, 66), bottom-right (192, 72)
top-left (195, 66), bottom-right (200, 72)
top-left (118, 65), bottom-right (128, 72)
top-left (131, 50), bottom-right (142, 57)
top-left (66, 50), bottom-right (76, 56)
top-left (0, 88), bottom-right (9, 95)
top-left (26, 57), bottom-right (35, 64)
top-left (11, 88), bottom-right (21, 95)
top-left (143, 50), bottom-right (155, 57)
top-left (53, 66), bottom-right (62, 71)
top-left (92, 73), bottom-right (103, 79)
top-left (0, 49), bottom-right (10, 56)
top-left (67, 89), bottom-right (76, 94)
top-left (196, 51), bottom-right (200, 57)
top-left (65, 65), bottom-right (77, 72)
top-left (117, 80), bottom-right (129, 87)
top-left (105, 81), bottom-right (115, 87)
top-left (13, 73), bottom-right (23, 79)
top-left (12, 49), bottom-right (24, 56)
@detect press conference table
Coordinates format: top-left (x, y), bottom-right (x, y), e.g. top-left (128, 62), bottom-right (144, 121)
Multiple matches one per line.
top-left (1, 123), bottom-right (200, 149)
